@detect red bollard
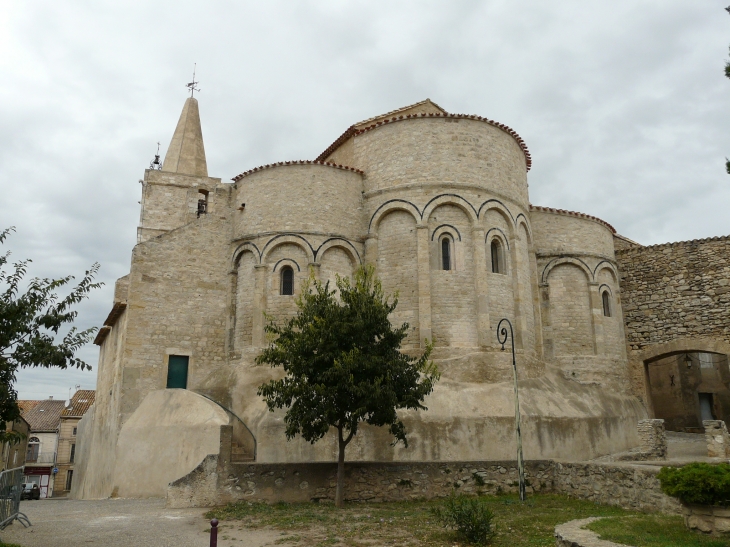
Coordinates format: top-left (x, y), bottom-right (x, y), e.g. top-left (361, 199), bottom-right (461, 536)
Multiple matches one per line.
top-left (210, 518), bottom-right (218, 547)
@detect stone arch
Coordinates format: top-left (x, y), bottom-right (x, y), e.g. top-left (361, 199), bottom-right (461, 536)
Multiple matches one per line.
top-left (261, 234), bottom-right (315, 264)
top-left (515, 214), bottom-right (533, 244)
top-left (598, 283), bottom-right (613, 296)
top-left (422, 194), bottom-right (478, 225)
top-left (315, 238), bottom-right (361, 265)
top-left (232, 242), bottom-right (261, 268)
top-left (485, 227), bottom-right (510, 249)
top-left (637, 337), bottom-right (730, 428)
top-left (541, 257), bottom-right (593, 284)
top-left (637, 337), bottom-right (730, 365)
top-left (431, 224), bottom-right (462, 242)
top-left (272, 258), bottom-right (301, 272)
top-left (477, 199), bottom-right (516, 224)
top-left (594, 261), bottom-right (619, 284)
top-left (368, 200), bottom-right (420, 233)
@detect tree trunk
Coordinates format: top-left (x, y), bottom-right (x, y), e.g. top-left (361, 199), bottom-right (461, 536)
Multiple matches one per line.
top-left (335, 427), bottom-right (346, 508)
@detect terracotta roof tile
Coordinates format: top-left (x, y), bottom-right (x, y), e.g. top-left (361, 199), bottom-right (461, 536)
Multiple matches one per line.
top-left (16, 400), bottom-right (41, 414)
top-left (62, 390), bottom-right (96, 418)
top-left (232, 160), bottom-right (364, 183)
top-left (353, 99), bottom-right (447, 128)
top-left (529, 205), bottom-right (616, 234)
top-left (21, 399), bottom-right (66, 432)
top-left (315, 111), bottom-right (533, 171)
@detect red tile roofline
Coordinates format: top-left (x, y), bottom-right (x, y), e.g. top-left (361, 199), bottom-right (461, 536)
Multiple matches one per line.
top-left (529, 205), bottom-right (616, 234)
top-left (232, 160), bottom-right (364, 183)
top-left (353, 98), bottom-right (447, 128)
top-left (315, 113), bottom-right (533, 172)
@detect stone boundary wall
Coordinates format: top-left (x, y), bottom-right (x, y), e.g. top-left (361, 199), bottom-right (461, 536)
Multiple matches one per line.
top-left (167, 457), bottom-right (680, 514)
top-left (616, 237), bottom-right (730, 354)
top-left (704, 420), bottom-right (730, 458)
top-left (553, 462), bottom-right (680, 514)
top-left (637, 419), bottom-right (667, 460)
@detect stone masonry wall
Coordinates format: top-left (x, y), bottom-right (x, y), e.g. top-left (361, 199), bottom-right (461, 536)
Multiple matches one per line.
top-left (617, 236), bottom-right (730, 354)
top-left (617, 236), bottom-right (730, 401)
top-left (167, 457), bottom-right (680, 515)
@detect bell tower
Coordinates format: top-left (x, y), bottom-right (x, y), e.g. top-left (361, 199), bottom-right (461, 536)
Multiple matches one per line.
top-left (137, 94), bottom-right (222, 243)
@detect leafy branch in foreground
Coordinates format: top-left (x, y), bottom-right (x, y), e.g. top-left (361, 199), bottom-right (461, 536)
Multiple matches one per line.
top-left (0, 227), bottom-right (102, 444)
top-left (257, 265), bottom-right (439, 507)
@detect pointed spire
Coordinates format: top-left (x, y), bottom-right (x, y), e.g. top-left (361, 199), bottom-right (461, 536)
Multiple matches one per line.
top-left (162, 97), bottom-right (208, 177)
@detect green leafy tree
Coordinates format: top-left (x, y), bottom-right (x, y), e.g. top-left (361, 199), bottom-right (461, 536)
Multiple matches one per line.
top-left (0, 227), bottom-right (102, 445)
top-left (256, 265), bottom-right (439, 507)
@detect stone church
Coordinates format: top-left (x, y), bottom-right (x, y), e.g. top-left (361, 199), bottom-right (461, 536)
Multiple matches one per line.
top-left (72, 97), bottom-right (730, 499)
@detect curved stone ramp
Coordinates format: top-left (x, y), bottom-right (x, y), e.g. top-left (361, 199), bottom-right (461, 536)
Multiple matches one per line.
top-left (555, 517), bottom-right (633, 547)
top-left (112, 389), bottom-right (230, 498)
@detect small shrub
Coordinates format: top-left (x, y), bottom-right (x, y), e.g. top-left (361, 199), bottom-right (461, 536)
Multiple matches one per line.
top-left (472, 472), bottom-right (486, 486)
top-left (431, 493), bottom-right (496, 545)
top-left (657, 463), bottom-right (730, 506)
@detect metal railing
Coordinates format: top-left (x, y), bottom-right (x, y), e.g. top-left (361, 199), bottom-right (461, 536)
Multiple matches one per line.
top-left (0, 466), bottom-right (31, 538)
top-left (25, 451), bottom-right (56, 464)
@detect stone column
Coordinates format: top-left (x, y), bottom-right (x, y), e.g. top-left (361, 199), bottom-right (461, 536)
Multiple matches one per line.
top-left (588, 282), bottom-right (603, 356)
top-left (308, 262), bottom-right (321, 282)
top-left (364, 234), bottom-right (379, 267)
top-left (509, 234), bottom-right (526, 350)
top-left (416, 225), bottom-right (432, 348)
top-left (538, 283), bottom-right (553, 359)
top-left (252, 264), bottom-right (267, 347)
top-left (638, 419), bottom-right (667, 460)
top-left (703, 420), bottom-right (730, 458)
top-left (471, 227), bottom-right (491, 347)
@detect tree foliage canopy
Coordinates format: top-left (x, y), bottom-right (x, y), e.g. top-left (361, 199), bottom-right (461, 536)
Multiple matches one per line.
top-left (257, 265), bottom-right (438, 446)
top-left (256, 265), bottom-right (438, 506)
top-left (0, 227), bottom-right (102, 444)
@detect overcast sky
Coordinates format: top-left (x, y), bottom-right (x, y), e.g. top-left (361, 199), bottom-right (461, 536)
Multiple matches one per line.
top-left (2, 1), bottom-right (729, 401)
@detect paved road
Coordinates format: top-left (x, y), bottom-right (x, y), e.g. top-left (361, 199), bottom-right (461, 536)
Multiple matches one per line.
top-left (1, 498), bottom-right (281, 547)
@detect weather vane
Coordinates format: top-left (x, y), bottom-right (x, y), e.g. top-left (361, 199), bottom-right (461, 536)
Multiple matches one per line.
top-left (149, 142), bottom-right (162, 170)
top-left (186, 63), bottom-right (200, 97)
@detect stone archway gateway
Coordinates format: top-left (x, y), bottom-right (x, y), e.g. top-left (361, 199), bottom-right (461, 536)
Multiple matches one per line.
top-left (633, 338), bottom-right (730, 431)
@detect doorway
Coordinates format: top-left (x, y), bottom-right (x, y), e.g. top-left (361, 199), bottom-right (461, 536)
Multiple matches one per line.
top-left (645, 351), bottom-right (730, 432)
top-left (699, 393), bottom-right (715, 422)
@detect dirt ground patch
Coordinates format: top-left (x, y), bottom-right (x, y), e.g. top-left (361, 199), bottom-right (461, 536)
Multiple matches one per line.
top-left (0, 498), bottom-right (284, 547)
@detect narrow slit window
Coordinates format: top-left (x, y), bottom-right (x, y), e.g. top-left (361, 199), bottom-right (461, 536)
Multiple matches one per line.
top-left (491, 239), bottom-right (502, 274)
top-left (281, 266), bottom-right (294, 295)
top-left (602, 291), bottom-right (611, 317)
top-left (441, 237), bottom-right (451, 270)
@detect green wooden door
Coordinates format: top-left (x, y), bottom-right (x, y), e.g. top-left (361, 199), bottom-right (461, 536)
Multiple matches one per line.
top-left (166, 355), bottom-right (189, 389)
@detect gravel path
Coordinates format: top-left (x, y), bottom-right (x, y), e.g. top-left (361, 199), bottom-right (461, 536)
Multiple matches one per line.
top-left (0, 498), bottom-right (282, 547)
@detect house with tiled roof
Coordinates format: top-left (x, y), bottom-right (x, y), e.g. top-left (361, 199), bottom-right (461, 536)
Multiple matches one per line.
top-left (20, 397), bottom-right (66, 498)
top-left (53, 390), bottom-right (95, 496)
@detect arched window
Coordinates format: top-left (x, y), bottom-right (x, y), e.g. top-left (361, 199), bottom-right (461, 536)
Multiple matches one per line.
top-left (491, 239), bottom-right (503, 274)
top-left (441, 237), bottom-right (452, 270)
top-left (280, 266), bottom-right (294, 295)
top-left (602, 291), bottom-right (611, 317)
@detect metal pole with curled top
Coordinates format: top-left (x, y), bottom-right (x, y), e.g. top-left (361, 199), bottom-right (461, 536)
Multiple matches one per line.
top-left (497, 318), bottom-right (526, 501)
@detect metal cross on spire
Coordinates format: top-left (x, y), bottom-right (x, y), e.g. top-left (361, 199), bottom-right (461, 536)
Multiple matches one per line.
top-left (186, 63), bottom-right (200, 97)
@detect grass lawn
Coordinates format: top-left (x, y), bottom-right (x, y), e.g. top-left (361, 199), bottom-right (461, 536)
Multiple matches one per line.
top-left (207, 494), bottom-right (730, 547)
top-left (207, 493), bottom-right (640, 546)
top-left (587, 515), bottom-right (729, 547)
